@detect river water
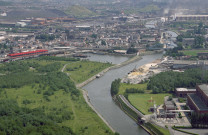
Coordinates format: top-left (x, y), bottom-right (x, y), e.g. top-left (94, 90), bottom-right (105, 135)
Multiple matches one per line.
top-left (83, 53), bottom-right (162, 135)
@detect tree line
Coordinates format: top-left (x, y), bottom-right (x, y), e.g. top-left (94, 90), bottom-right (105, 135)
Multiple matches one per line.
top-left (36, 34), bottom-right (56, 42)
top-left (126, 88), bottom-right (144, 94)
top-left (38, 56), bottom-right (79, 61)
top-left (111, 79), bottom-right (121, 96)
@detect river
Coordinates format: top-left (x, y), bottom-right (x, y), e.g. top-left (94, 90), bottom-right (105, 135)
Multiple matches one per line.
top-left (83, 53), bottom-right (162, 135)
top-left (145, 20), bottom-right (178, 49)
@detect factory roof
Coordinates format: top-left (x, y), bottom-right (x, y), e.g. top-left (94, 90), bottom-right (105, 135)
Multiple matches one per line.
top-left (176, 88), bottom-right (196, 92)
top-left (176, 15), bottom-right (208, 17)
top-left (198, 84), bottom-right (208, 96)
top-left (188, 93), bottom-right (208, 111)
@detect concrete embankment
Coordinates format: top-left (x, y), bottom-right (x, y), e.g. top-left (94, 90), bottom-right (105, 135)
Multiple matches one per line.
top-left (114, 95), bottom-right (154, 135)
top-left (76, 55), bottom-right (142, 88)
top-left (82, 90), bottom-right (116, 133)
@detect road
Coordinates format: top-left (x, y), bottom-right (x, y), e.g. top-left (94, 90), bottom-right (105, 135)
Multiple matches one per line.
top-left (119, 95), bottom-right (144, 118)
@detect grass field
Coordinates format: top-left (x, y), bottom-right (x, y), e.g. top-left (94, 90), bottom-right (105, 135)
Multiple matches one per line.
top-left (128, 93), bottom-right (171, 115)
top-left (65, 61), bottom-right (112, 84)
top-left (65, 5), bottom-right (96, 18)
top-left (139, 5), bottom-right (160, 13)
top-left (181, 50), bottom-right (208, 56)
top-left (118, 83), bottom-right (150, 95)
top-left (1, 85), bottom-right (113, 135)
top-left (146, 123), bottom-right (171, 135)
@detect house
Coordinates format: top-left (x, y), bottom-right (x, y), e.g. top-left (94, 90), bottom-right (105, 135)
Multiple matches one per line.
top-left (182, 38), bottom-right (195, 46)
top-left (157, 97), bottom-right (176, 118)
top-left (164, 100), bottom-right (176, 118)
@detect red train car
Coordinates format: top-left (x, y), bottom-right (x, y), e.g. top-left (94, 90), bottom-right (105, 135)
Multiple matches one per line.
top-left (8, 50), bottom-right (48, 58)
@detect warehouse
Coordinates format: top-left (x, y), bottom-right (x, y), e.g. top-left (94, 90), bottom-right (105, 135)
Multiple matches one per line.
top-left (187, 84), bottom-right (208, 114)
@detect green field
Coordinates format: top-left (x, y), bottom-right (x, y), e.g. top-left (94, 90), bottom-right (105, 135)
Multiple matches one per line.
top-left (65, 5), bottom-right (97, 18)
top-left (139, 5), bottom-right (160, 13)
top-left (1, 85), bottom-right (112, 135)
top-left (128, 93), bottom-right (171, 114)
top-left (0, 58), bottom-right (114, 135)
top-left (145, 123), bottom-right (171, 135)
top-left (181, 50), bottom-right (208, 56)
top-left (65, 61), bottom-right (112, 84)
top-left (118, 83), bottom-right (149, 95)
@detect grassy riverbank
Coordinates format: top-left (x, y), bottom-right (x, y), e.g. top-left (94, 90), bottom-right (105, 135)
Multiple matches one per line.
top-left (145, 123), bottom-right (171, 135)
top-left (118, 83), bottom-right (171, 115)
top-left (116, 82), bottom-right (171, 134)
top-left (64, 61), bottom-right (112, 84)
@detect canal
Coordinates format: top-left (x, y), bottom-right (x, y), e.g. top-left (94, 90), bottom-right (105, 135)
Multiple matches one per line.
top-left (83, 53), bottom-right (162, 135)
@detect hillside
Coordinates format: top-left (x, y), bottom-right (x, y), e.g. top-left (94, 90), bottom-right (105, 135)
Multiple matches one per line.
top-left (65, 5), bottom-right (97, 18)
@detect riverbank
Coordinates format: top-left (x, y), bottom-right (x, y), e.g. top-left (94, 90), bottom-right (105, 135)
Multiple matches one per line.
top-left (82, 90), bottom-right (116, 133)
top-left (114, 95), bottom-right (155, 135)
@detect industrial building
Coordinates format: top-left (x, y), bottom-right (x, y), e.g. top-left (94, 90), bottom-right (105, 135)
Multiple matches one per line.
top-left (174, 15), bottom-right (208, 21)
top-left (187, 84), bottom-right (208, 114)
top-left (175, 88), bottom-right (196, 98)
top-left (157, 97), bottom-right (176, 118)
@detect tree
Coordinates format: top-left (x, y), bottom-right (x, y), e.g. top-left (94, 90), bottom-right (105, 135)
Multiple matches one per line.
top-left (127, 47), bottom-right (137, 54)
top-left (176, 35), bottom-right (183, 42)
top-left (111, 79), bottom-right (121, 96)
top-left (194, 36), bottom-right (205, 48)
top-left (91, 34), bottom-right (97, 38)
top-left (101, 40), bottom-right (106, 45)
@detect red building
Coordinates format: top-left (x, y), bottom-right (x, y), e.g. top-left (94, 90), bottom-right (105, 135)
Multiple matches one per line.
top-left (8, 50), bottom-right (48, 58)
top-left (187, 84), bottom-right (208, 114)
top-left (175, 88), bottom-right (196, 98)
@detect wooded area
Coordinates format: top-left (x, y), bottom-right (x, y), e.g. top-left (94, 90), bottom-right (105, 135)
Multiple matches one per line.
top-left (0, 100), bottom-right (75, 135)
top-left (147, 68), bottom-right (208, 93)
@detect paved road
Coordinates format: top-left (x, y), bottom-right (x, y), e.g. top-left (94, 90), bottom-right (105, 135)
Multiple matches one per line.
top-left (182, 129), bottom-right (208, 135)
top-left (119, 95), bottom-right (144, 118)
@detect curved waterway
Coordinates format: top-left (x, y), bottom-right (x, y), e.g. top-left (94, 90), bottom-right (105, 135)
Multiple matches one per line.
top-left (83, 53), bottom-right (162, 135)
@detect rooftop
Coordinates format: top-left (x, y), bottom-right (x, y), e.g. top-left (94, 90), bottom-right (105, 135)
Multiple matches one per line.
top-left (176, 88), bottom-right (196, 92)
top-left (198, 84), bottom-right (208, 96)
top-left (188, 94), bottom-right (208, 111)
top-left (176, 15), bottom-right (208, 17)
